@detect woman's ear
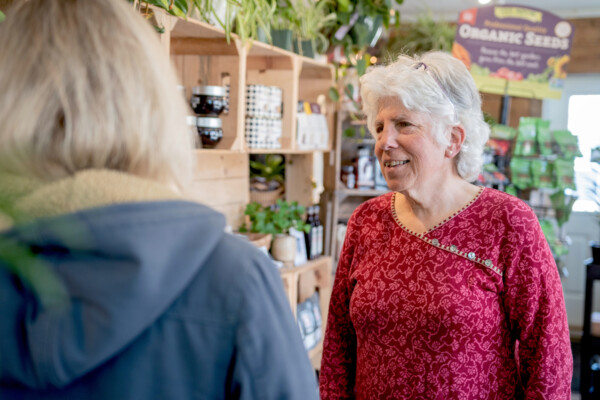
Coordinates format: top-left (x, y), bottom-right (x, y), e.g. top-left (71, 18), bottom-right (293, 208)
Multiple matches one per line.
top-left (446, 125), bottom-right (466, 158)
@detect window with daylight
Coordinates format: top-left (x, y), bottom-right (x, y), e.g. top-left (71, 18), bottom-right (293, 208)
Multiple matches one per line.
top-left (569, 95), bottom-right (600, 212)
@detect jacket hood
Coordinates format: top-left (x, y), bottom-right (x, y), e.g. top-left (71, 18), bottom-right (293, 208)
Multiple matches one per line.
top-left (0, 200), bottom-right (226, 389)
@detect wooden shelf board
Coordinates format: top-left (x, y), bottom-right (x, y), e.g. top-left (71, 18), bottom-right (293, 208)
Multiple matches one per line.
top-left (249, 147), bottom-right (330, 155)
top-left (194, 148), bottom-right (245, 156)
top-left (309, 341), bottom-right (323, 370)
top-left (280, 255), bottom-right (332, 276)
top-left (171, 17), bottom-right (229, 40)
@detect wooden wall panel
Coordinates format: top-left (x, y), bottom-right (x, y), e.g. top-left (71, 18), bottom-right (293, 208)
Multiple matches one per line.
top-left (568, 18), bottom-right (600, 74)
top-left (184, 152), bottom-right (249, 229)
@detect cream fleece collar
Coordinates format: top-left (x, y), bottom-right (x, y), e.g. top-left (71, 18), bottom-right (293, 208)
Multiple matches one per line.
top-left (0, 170), bottom-right (183, 230)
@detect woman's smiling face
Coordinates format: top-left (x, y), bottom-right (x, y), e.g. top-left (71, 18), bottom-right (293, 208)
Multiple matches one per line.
top-left (374, 97), bottom-right (448, 193)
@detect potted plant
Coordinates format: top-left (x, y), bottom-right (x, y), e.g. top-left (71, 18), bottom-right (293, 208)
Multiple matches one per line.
top-left (239, 199), bottom-right (310, 266)
top-left (270, 0), bottom-right (296, 51)
top-left (386, 11), bottom-right (455, 55)
top-left (249, 154), bottom-right (285, 206)
top-left (231, 0), bottom-right (276, 47)
top-left (292, 0), bottom-right (336, 58)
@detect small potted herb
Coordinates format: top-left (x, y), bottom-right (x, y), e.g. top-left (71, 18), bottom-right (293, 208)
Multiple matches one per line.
top-left (239, 199), bottom-right (310, 266)
top-left (249, 154), bottom-right (285, 206)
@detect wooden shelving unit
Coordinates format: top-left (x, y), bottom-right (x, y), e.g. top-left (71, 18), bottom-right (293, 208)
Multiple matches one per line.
top-left (322, 110), bottom-right (389, 263)
top-left (150, 9), bottom-right (334, 228)
top-left (280, 256), bottom-right (332, 370)
top-left (149, 8), bottom-right (335, 370)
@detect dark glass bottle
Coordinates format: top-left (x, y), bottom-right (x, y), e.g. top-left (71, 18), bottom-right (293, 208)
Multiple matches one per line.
top-left (304, 206), bottom-right (315, 260)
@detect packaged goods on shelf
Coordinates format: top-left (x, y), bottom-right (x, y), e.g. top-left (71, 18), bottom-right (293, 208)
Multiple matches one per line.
top-left (245, 84), bottom-right (282, 119)
top-left (297, 292), bottom-right (322, 351)
top-left (296, 101), bottom-right (329, 150)
top-left (245, 118), bottom-right (282, 149)
top-left (245, 84), bottom-right (283, 149)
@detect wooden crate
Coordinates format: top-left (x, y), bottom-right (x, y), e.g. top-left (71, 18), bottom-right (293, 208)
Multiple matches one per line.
top-left (279, 255), bottom-right (333, 370)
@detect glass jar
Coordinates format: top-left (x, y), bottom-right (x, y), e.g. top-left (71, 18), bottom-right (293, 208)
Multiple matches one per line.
top-left (196, 117), bottom-right (223, 149)
top-left (186, 115), bottom-right (200, 148)
top-left (190, 85), bottom-right (226, 116)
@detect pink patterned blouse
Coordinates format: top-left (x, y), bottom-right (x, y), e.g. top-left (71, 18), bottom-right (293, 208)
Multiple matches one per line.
top-left (320, 188), bottom-right (572, 399)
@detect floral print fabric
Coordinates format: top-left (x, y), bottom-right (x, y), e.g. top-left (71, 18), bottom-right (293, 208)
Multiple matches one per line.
top-left (320, 188), bottom-right (572, 399)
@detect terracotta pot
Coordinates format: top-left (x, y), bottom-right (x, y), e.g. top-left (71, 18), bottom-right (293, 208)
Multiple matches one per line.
top-left (271, 234), bottom-right (296, 267)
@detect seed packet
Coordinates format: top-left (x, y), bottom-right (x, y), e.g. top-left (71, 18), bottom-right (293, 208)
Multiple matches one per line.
top-left (539, 218), bottom-right (569, 257)
top-left (536, 119), bottom-right (555, 156)
top-left (554, 158), bottom-right (576, 190)
top-left (530, 159), bottom-right (554, 189)
top-left (553, 130), bottom-right (583, 159)
top-left (550, 189), bottom-right (576, 228)
top-left (490, 124), bottom-right (517, 140)
top-left (514, 117), bottom-right (538, 156)
top-left (509, 157), bottom-right (532, 189)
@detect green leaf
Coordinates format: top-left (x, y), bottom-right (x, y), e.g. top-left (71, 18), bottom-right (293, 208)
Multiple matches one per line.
top-left (356, 57), bottom-right (367, 76)
top-left (343, 83), bottom-right (354, 100)
top-left (343, 127), bottom-right (355, 138)
top-left (0, 10), bottom-right (5, 23)
top-left (328, 86), bottom-right (340, 102)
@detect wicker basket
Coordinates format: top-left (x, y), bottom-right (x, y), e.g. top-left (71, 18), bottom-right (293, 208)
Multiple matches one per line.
top-left (249, 188), bottom-right (283, 207)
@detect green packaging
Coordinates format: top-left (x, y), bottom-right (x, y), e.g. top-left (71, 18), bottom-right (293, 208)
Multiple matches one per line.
top-left (550, 189), bottom-right (576, 228)
top-left (514, 117), bottom-right (538, 156)
top-left (509, 157), bottom-right (532, 189)
top-left (536, 119), bottom-right (554, 156)
top-left (530, 159), bottom-right (554, 189)
top-left (490, 124), bottom-right (517, 140)
top-left (553, 130), bottom-right (583, 159)
top-left (554, 159), bottom-right (576, 190)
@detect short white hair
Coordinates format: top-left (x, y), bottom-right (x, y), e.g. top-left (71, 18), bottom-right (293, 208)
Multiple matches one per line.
top-left (360, 51), bottom-right (490, 181)
top-left (0, 0), bottom-right (193, 189)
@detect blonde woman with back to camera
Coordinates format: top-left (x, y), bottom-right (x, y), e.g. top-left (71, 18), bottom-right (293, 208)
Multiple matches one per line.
top-left (0, 0), bottom-right (318, 399)
top-left (319, 51), bottom-right (572, 399)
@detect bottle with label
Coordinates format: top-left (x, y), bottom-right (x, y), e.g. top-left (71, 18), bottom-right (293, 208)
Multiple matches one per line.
top-left (304, 206), bottom-right (314, 260)
top-left (310, 207), bottom-right (319, 259)
top-left (314, 205), bottom-right (323, 257)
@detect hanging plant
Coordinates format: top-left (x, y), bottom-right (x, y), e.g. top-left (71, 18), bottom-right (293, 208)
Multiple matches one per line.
top-left (386, 12), bottom-right (455, 56)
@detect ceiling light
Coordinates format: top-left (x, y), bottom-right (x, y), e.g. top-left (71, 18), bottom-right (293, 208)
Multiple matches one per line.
top-left (478, 0), bottom-right (492, 4)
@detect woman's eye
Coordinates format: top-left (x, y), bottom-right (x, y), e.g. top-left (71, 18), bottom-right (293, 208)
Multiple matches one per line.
top-left (375, 125), bottom-right (383, 134)
top-left (396, 121), bottom-right (411, 128)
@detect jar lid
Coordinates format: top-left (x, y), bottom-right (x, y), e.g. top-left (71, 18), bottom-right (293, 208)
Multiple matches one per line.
top-left (192, 85), bottom-right (226, 96)
top-left (186, 116), bottom-right (197, 126)
top-left (196, 117), bottom-right (222, 128)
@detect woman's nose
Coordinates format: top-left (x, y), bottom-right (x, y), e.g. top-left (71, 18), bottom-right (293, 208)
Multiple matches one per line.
top-left (377, 124), bottom-right (398, 151)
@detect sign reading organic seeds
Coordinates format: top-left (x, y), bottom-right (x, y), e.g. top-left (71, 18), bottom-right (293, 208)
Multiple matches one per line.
top-left (452, 4), bottom-right (574, 99)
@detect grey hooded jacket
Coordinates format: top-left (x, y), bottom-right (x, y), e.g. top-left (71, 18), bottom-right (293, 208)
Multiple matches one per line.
top-left (0, 201), bottom-right (318, 399)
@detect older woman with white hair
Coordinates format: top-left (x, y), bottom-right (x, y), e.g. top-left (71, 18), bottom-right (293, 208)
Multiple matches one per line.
top-left (319, 51), bottom-right (572, 399)
top-left (0, 0), bottom-right (317, 399)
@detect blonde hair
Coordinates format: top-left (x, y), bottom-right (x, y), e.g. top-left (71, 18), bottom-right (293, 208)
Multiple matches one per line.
top-left (0, 0), bottom-right (193, 189)
top-left (360, 51), bottom-right (490, 181)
